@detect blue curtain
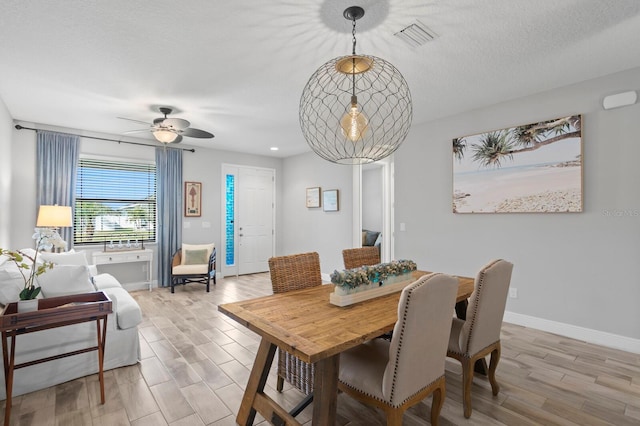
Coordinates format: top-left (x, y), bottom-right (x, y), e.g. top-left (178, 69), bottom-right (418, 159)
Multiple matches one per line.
top-left (36, 131), bottom-right (80, 247)
top-left (155, 147), bottom-right (183, 287)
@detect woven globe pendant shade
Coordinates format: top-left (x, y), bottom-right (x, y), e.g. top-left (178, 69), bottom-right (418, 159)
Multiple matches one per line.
top-left (300, 54), bottom-right (412, 165)
top-left (299, 7), bottom-right (412, 165)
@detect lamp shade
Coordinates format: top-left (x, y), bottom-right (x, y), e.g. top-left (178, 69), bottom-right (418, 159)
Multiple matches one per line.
top-left (36, 205), bottom-right (73, 227)
top-left (300, 54), bottom-right (412, 164)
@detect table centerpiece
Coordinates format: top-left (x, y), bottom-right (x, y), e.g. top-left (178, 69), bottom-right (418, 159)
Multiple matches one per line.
top-left (329, 259), bottom-right (417, 306)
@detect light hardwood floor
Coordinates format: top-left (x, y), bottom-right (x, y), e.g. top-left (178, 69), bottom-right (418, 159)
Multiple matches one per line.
top-left (2, 273), bottom-right (639, 425)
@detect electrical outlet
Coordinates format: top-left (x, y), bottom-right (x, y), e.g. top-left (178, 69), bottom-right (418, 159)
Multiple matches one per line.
top-left (509, 288), bottom-right (518, 299)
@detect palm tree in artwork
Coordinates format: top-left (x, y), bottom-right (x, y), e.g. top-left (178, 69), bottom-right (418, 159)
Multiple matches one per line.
top-left (453, 137), bottom-right (466, 161)
top-left (453, 115), bottom-right (581, 168)
top-left (471, 131), bottom-right (514, 168)
top-left (509, 115), bottom-right (581, 152)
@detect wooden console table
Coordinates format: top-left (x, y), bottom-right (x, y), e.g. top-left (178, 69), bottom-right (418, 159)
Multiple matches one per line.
top-left (0, 292), bottom-right (112, 426)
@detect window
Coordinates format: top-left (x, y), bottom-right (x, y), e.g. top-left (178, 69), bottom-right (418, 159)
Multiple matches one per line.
top-left (74, 158), bottom-right (156, 245)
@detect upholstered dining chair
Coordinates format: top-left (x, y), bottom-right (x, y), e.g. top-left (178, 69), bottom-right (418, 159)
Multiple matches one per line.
top-left (342, 246), bottom-right (381, 270)
top-left (268, 251), bottom-right (322, 415)
top-left (447, 259), bottom-right (513, 418)
top-left (170, 243), bottom-right (216, 293)
top-left (338, 273), bottom-right (459, 426)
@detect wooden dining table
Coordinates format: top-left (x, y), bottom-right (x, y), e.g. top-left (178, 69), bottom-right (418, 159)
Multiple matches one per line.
top-left (218, 270), bottom-right (474, 426)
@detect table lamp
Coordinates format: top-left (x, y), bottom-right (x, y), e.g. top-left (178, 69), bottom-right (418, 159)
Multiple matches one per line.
top-left (36, 205), bottom-right (72, 251)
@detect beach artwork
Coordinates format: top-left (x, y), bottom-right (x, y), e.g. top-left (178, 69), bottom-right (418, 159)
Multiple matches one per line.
top-left (453, 115), bottom-right (582, 213)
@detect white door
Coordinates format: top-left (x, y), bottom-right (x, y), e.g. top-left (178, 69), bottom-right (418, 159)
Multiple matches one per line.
top-left (221, 165), bottom-right (275, 277)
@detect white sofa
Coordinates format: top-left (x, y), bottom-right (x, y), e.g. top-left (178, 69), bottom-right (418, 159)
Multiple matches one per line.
top-left (0, 250), bottom-right (142, 399)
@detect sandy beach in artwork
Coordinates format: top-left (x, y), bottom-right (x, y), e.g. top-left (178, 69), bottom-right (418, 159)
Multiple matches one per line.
top-left (453, 163), bottom-right (582, 213)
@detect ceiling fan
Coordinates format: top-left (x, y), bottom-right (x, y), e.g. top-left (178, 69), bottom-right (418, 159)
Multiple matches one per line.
top-left (119, 107), bottom-right (214, 144)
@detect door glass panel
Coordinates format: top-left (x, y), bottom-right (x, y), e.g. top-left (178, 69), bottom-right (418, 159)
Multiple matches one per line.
top-left (225, 174), bottom-right (235, 266)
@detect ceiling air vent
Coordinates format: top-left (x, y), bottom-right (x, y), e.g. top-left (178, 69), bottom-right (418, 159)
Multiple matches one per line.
top-left (394, 21), bottom-right (438, 47)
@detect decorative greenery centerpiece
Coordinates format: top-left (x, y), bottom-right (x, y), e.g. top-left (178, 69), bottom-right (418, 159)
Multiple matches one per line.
top-left (0, 228), bottom-right (64, 300)
top-left (330, 259), bottom-right (417, 295)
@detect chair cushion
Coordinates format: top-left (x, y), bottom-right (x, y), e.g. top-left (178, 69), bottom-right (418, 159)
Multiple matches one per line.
top-left (448, 317), bottom-right (465, 354)
top-left (339, 339), bottom-right (389, 402)
top-left (184, 249), bottom-right (208, 265)
top-left (36, 265), bottom-right (94, 298)
top-left (173, 264), bottom-right (208, 275)
top-left (181, 243), bottom-right (214, 265)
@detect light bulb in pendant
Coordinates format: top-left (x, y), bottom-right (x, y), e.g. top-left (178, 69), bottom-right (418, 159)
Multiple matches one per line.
top-left (340, 96), bottom-right (368, 142)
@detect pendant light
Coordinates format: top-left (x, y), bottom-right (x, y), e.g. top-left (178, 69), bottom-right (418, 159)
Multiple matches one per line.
top-left (300, 6), bottom-right (412, 165)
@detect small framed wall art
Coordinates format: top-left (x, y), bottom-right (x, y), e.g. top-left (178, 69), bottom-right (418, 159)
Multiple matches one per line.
top-left (306, 187), bottom-right (321, 208)
top-left (323, 189), bottom-right (339, 212)
top-left (185, 181), bottom-right (202, 217)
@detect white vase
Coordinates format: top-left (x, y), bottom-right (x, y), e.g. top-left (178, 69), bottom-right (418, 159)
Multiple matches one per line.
top-left (17, 299), bottom-right (39, 313)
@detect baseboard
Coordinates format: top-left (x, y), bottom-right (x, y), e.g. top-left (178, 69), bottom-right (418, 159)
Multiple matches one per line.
top-left (122, 280), bottom-right (156, 292)
top-left (503, 311), bottom-right (640, 354)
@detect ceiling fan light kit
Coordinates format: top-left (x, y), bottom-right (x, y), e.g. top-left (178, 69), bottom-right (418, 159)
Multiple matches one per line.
top-left (153, 129), bottom-right (178, 143)
top-left (299, 6), bottom-right (413, 165)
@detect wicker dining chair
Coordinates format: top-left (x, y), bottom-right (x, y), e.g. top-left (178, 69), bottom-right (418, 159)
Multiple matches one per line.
top-left (268, 252), bottom-right (322, 414)
top-left (342, 246), bottom-right (381, 270)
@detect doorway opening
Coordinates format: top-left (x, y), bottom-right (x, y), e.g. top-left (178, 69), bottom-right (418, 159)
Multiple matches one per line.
top-left (352, 156), bottom-right (394, 262)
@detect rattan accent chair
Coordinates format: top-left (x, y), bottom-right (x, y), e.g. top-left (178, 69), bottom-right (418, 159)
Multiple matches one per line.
top-left (170, 244), bottom-right (216, 293)
top-left (338, 273), bottom-right (459, 425)
top-left (342, 246), bottom-right (381, 270)
top-left (447, 259), bottom-right (513, 418)
top-left (268, 252), bottom-right (322, 414)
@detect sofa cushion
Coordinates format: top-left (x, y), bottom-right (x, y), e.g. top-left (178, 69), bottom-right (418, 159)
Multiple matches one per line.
top-left (181, 243), bottom-right (214, 265)
top-left (0, 269), bottom-right (24, 305)
top-left (92, 273), bottom-right (123, 291)
top-left (39, 250), bottom-right (88, 266)
top-left (374, 232), bottom-right (383, 247)
top-left (101, 287), bottom-right (142, 330)
top-left (0, 259), bottom-right (45, 304)
top-left (36, 265), bottom-right (94, 298)
top-left (364, 230), bottom-right (380, 246)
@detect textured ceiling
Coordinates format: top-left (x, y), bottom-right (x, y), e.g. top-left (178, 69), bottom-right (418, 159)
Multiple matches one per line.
top-left (1, 0), bottom-right (639, 157)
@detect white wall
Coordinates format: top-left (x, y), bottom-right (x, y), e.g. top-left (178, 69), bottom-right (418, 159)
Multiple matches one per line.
top-left (281, 152), bottom-right (353, 275)
top-left (0, 98), bottom-right (12, 248)
top-left (393, 67), bottom-right (640, 343)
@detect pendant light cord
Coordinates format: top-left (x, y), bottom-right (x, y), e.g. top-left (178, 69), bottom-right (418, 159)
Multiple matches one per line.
top-left (351, 17), bottom-right (357, 55)
top-left (351, 17), bottom-right (357, 100)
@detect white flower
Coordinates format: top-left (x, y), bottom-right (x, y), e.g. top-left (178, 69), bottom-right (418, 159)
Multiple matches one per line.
top-left (33, 227), bottom-right (67, 251)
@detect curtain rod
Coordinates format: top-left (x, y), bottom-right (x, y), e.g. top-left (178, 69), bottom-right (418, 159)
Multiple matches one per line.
top-left (14, 124), bottom-right (196, 153)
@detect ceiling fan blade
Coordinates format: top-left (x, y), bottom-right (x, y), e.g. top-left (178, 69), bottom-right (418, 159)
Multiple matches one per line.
top-left (123, 128), bottom-right (151, 134)
top-left (163, 117), bottom-right (190, 130)
top-left (173, 135), bottom-right (183, 143)
top-left (180, 127), bottom-right (214, 138)
top-left (117, 117), bottom-right (151, 126)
